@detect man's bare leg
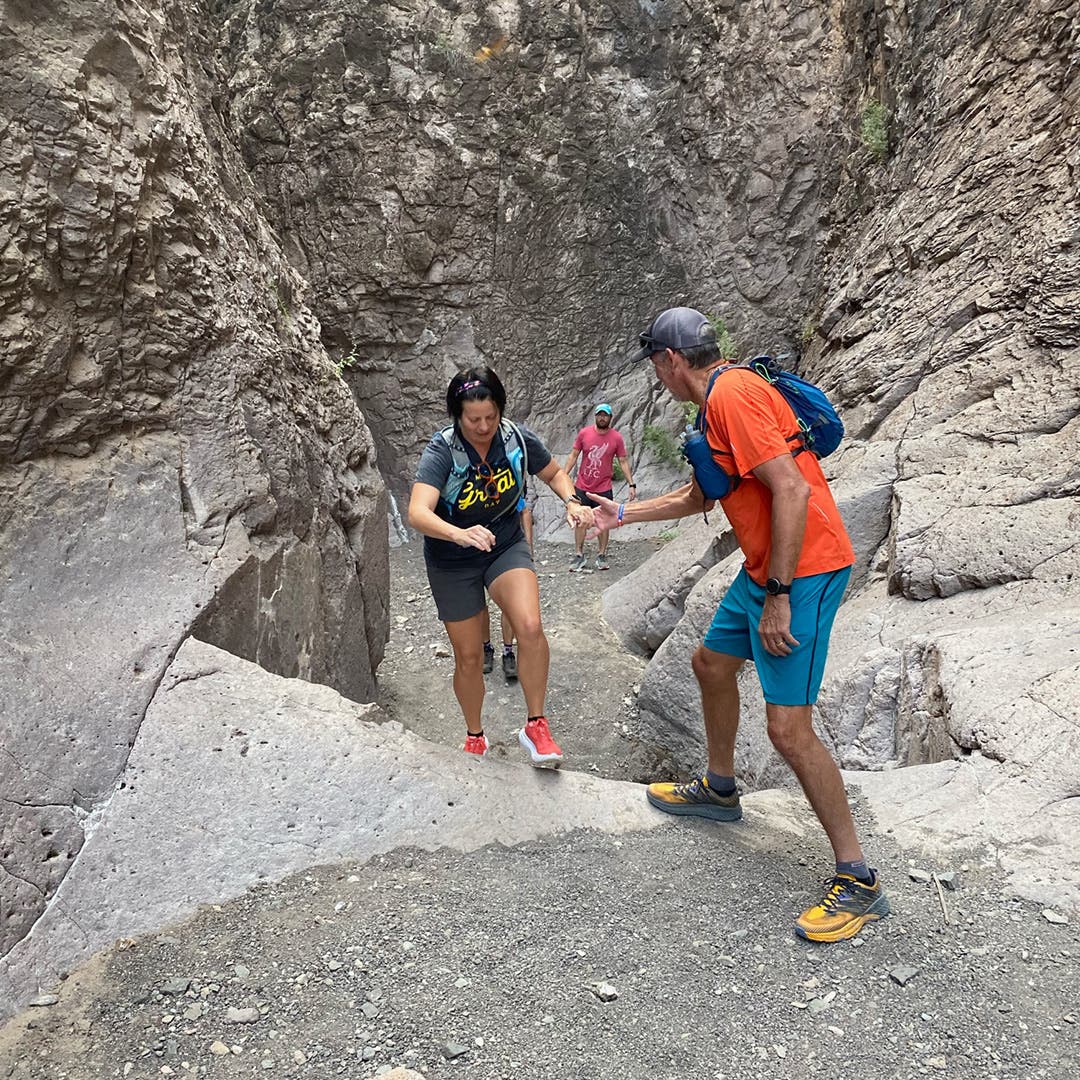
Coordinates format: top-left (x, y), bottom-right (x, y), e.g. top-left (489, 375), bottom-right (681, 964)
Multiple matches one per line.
top-left (691, 645), bottom-right (745, 775)
top-left (766, 703), bottom-right (863, 864)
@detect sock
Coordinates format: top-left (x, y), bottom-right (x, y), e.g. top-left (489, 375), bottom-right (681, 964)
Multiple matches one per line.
top-left (527, 715), bottom-right (545, 724)
top-left (836, 859), bottom-right (873, 885)
top-left (705, 770), bottom-right (737, 797)
top-left (503, 644), bottom-right (514, 656)
top-left (483, 639), bottom-right (493, 649)
top-left (467, 728), bottom-right (485, 738)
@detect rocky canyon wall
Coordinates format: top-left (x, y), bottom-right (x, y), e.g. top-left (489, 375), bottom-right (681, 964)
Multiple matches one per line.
top-left (609, 0), bottom-right (1080, 908)
top-left (217, 0), bottom-right (853, 503)
top-left (0, 0), bottom-right (388, 960)
top-left (2, 0), bottom-right (1077, 990)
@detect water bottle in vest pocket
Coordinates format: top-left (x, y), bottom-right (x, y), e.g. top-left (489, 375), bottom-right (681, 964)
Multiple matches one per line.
top-left (681, 430), bottom-right (734, 500)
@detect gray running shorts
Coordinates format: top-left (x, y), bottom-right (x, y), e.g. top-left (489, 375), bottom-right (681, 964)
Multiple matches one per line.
top-left (425, 539), bottom-right (535, 624)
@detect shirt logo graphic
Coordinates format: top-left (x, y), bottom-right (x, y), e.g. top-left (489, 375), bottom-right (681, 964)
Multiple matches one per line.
top-left (457, 465), bottom-right (515, 511)
top-left (580, 444), bottom-right (610, 485)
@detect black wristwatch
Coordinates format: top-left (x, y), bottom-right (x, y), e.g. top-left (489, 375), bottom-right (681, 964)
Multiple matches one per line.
top-left (765, 577), bottom-right (792, 596)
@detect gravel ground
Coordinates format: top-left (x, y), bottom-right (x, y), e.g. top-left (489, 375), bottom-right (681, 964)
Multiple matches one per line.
top-left (4, 538), bottom-right (1077, 1078)
top-left (2, 815), bottom-right (1077, 1080)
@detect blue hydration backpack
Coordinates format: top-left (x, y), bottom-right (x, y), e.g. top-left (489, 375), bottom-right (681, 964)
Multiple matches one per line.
top-left (681, 356), bottom-right (843, 500)
top-left (438, 419), bottom-right (529, 521)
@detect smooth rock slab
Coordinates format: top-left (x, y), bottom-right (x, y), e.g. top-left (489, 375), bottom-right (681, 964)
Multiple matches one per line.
top-left (0, 639), bottom-right (662, 1018)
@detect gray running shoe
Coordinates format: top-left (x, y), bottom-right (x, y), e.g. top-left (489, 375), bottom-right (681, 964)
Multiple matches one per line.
top-left (502, 649), bottom-right (518, 681)
top-left (594, 553), bottom-right (610, 571)
top-left (482, 642), bottom-right (494, 674)
top-left (568, 553), bottom-right (587, 573)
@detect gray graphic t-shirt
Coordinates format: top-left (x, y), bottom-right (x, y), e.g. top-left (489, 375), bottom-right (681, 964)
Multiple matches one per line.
top-left (414, 423), bottom-right (551, 568)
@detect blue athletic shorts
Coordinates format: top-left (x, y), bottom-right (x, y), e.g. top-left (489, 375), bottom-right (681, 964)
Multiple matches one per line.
top-left (702, 566), bottom-right (852, 706)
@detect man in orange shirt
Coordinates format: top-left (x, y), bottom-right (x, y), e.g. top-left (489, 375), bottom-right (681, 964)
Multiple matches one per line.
top-left (590, 307), bottom-right (889, 942)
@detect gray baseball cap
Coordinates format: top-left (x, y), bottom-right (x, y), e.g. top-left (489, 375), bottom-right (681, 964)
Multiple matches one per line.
top-left (630, 306), bottom-right (716, 362)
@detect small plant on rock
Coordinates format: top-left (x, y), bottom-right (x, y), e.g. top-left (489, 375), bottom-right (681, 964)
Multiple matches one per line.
top-left (860, 101), bottom-right (889, 160)
top-left (705, 313), bottom-right (737, 359)
top-left (334, 345), bottom-right (358, 381)
top-left (642, 423), bottom-right (683, 467)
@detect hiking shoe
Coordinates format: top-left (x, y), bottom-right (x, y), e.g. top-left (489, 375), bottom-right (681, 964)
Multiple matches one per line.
top-left (463, 733), bottom-right (489, 757)
top-left (568, 553), bottom-right (587, 573)
top-left (482, 642), bottom-right (494, 674)
top-left (795, 872), bottom-right (891, 942)
top-left (518, 717), bottom-right (563, 768)
top-left (594, 553), bottom-right (610, 571)
top-left (502, 650), bottom-right (518, 681)
top-left (645, 776), bottom-right (743, 821)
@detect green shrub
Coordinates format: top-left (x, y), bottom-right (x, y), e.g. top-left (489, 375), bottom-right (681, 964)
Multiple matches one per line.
top-left (334, 345), bottom-right (358, 381)
top-left (860, 101), bottom-right (889, 160)
top-left (705, 313), bottom-right (736, 359)
top-left (642, 423), bottom-right (683, 466)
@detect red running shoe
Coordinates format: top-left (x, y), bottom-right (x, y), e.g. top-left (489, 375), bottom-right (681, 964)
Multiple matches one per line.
top-left (518, 717), bottom-right (563, 768)
top-left (463, 733), bottom-right (488, 757)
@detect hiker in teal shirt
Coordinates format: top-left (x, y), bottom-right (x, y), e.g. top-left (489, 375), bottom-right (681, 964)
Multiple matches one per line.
top-left (408, 366), bottom-right (591, 767)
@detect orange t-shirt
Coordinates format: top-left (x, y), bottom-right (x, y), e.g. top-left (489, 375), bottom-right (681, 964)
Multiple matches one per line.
top-left (704, 367), bottom-right (854, 585)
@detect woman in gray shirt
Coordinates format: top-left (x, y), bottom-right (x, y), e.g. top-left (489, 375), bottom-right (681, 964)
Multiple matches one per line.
top-left (408, 367), bottom-right (591, 766)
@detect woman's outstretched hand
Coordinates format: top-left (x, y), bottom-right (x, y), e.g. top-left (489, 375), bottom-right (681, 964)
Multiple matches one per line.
top-left (455, 524), bottom-right (497, 551)
top-left (565, 501), bottom-right (595, 530)
top-left (585, 492), bottom-right (621, 539)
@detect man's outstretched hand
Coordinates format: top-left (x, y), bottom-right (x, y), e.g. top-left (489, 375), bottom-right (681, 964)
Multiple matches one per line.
top-left (586, 492), bottom-right (622, 539)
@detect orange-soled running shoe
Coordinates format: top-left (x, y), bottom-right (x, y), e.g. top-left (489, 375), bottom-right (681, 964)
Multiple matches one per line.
top-left (795, 872), bottom-right (890, 942)
top-left (518, 716), bottom-right (563, 768)
top-left (463, 733), bottom-right (489, 757)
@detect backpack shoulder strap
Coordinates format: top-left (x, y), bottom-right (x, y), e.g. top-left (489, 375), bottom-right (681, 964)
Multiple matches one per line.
top-left (437, 424), bottom-right (472, 510)
top-left (696, 365), bottom-right (735, 434)
top-left (500, 419), bottom-right (529, 494)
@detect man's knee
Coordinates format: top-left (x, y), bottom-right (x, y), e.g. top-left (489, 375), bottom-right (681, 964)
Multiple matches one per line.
top-left (692, 645), bottom-right (742, 683)
top-left (766, 705), bottom-right (815, 759)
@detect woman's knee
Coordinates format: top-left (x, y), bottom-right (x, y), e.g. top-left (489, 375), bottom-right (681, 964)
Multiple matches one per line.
top-left (512, 618), bottom-right (545, 651)
top-left (453, 647), bottom-right (484, 675)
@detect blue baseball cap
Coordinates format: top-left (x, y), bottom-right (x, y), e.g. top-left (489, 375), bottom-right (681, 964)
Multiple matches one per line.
top-left (630, 307), bottom-right (716, 362)
top-left (595, 403), bottom-right (613, 415)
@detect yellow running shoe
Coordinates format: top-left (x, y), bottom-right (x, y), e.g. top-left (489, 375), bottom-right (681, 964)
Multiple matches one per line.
top-left (795, 872), bottom-right (890, 942)
top-left (645, 776), bottom-right (742, 821)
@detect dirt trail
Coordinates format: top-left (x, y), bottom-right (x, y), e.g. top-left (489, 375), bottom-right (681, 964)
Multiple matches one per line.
top-left (377, 538), bottom-right (675, 782)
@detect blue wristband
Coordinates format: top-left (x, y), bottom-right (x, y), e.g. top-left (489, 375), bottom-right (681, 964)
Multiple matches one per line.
top-left (617, 503), bottom-right (625, 524)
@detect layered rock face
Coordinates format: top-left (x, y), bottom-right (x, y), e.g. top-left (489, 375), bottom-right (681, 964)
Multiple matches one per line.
top-left (217, 0), bottom-right (846, 501)
top-left (2, 0), bottom-right (1077, 1008)
top-left (610, 0), bottom-right (1080, 907)
top-left (0, 2), bottom-right (388, 959)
